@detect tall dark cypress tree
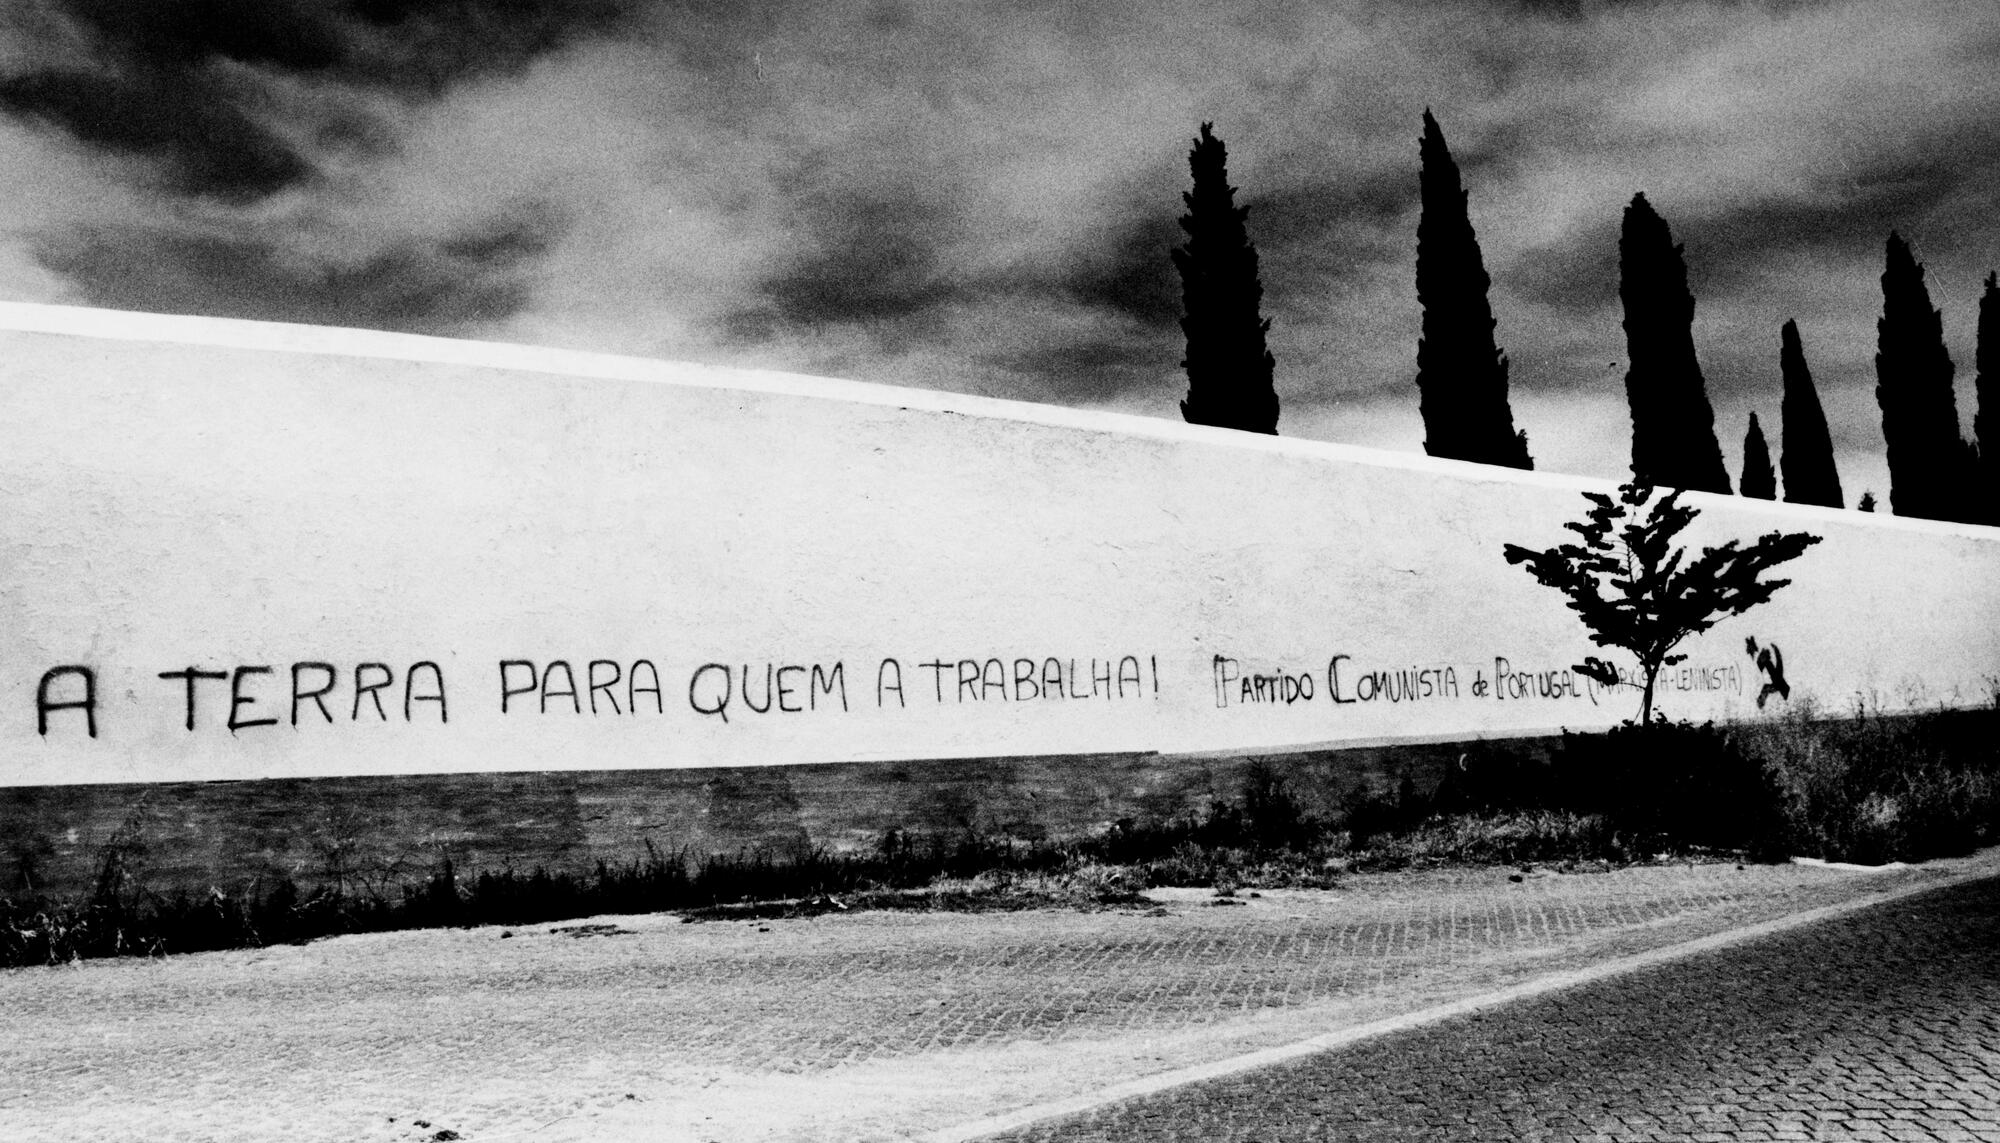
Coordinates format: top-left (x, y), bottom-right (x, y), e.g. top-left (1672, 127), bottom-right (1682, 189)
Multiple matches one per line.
top-left (1173, 122), bottom-right (1278, 434)
top-left (1976, 272), bottom-right (1999, 525)
top-left (1740, 413), bottom-right (1776, 500)
top-left (1414, 110), bottom-right (1531, 469)
top-left (1874, 232), bottom-right (1975, 523)
top-left (1618, 193), bottom-right (1731, 494)
top-left (1777, 320), bottom-right (1844, 508)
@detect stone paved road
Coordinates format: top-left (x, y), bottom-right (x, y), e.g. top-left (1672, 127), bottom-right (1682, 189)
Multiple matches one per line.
top-left (997, 876), bottom-right (2000, 1143)
top-left (3, 858), bottom-right (1994, 1142)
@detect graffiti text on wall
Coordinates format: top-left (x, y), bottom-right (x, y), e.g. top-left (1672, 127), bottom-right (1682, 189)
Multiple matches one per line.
top-left (30, 654), bottom-right (1164, 738)
top-left (1210, 652), bottom-right (1745, 711)
top-left (29, 646), bottom-right (1755, 740)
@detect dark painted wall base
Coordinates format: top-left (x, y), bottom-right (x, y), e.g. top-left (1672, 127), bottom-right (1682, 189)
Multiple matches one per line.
top-left (0, 740), bottom-right (1531, 899)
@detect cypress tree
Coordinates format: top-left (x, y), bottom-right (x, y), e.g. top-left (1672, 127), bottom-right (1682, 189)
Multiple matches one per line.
top-left (1874, 232), bottom-right (1975, 523)
top-left (1414, 110), bottom-right (1531, 469)
top-left (1740, 413), bottom-right (1776, 500)
top-left (1618, 193), bottom-right (1731, 494)
top-left (1173, 122), bottom-right (1279, 434)
top-left (1976, 273), bottom-right (1999, 525)
top-left (1777, 320), bottom-right (1844, 508)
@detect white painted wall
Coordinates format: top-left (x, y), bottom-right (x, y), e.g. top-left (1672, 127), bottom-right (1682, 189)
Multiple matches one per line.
top-left (3, 302), bottom-right (1996, 787)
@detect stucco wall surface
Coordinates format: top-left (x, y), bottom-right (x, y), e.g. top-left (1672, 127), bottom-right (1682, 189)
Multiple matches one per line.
top-left (3, 301), bottom-right (1996, 788)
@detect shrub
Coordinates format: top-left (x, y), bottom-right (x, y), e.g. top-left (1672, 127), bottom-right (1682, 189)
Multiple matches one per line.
top-left (1197, 762), bottom-right (1323, 852)
top-left (1551, 718), bottom-right (1785, 857)
top-left (1742, 697), bottom-right (1999, 863)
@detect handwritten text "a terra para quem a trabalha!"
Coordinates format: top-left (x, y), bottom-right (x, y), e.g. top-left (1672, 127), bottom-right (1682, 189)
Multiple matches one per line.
top-left (27, 654), bottom-right (1165, 738)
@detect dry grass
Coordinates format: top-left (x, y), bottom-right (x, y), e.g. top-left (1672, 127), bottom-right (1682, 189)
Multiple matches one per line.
top-left (1740, 693), bottom-right (2000, 863)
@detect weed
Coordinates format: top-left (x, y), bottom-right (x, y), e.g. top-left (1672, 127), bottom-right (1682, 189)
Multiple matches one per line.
top-left (1741, 696), bottom-right (1999, 863)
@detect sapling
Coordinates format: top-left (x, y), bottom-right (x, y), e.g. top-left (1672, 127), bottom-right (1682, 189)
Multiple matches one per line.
top-left (1503, 482), bottom-right (1820, 723)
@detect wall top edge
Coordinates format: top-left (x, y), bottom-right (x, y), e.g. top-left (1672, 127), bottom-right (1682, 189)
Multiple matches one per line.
top-left (2, 300), bottom-right (1990, 539)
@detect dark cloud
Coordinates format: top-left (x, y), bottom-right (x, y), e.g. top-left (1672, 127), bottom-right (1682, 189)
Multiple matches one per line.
top-left (0, 0), bottom-right (629, 332)
top-left (1433, 118), bottom-right (1535, 187)
top-left (1050, 211), bottom-right (1184, 330)
top-left (28, 0), bottom-right (639, 87)
top-left (0, 68), bottom-right (312, 202)
top-left (45, 0), bottom-right (348, 71)
top-left (946, 159), bottom-right (1424, 409)
top-left (761, 221), bottom-right (954, 327)
top-left (1508, 0), bottom-right (1586, 16)
top-left (1503, 0), bottom-right (1825, 16)
top-left (983, 334), bottom-right (1173, 404)
top-left (727, 168), bottom-right (1188, 398)
top-left (1241, 168), bottom-right (1416, 294)
top-left (730, 180), bottom-right (965, 342)
top-left (966, 167), bottom-right (1420, 405)
top-left (0, 0), bottom-right (640, 204)
top-left (1259, 180), bottom-right (1411, 240)
top-left (1511, 141), bottom-right (2000, 321)
top-left (36, 204), bottom-right (562, 335)
top-left (975, 203), bottom-right (1185, 402)
top-left (861, 0), bottom-right (917, 32)
top-left (1508, 213), bottom-right (1622, 315)
top-left (1508, 195), bottom-right (1839, 322)
top-left (1690, 162), bottom-right (2000, 291)
top-left (341, 0), bottom-right (640, 92)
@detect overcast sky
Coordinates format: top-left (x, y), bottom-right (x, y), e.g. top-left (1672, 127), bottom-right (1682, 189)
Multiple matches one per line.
top-left (3, 0), bottom-right (1996, 502)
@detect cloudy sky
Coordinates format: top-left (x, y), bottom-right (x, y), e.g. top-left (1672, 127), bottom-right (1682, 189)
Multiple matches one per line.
top-left (2, 0), bottom-right (1996, 502)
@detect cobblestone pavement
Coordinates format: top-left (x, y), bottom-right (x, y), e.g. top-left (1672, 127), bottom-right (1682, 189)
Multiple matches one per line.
top-left (2, 855), bottom-right (1994, 1142)
top-left (997, 876), bottom-right (2000, 1143)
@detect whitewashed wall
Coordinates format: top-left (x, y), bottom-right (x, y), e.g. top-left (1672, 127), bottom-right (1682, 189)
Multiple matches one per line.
top-left (3, 302), bottom-right (1996, 788)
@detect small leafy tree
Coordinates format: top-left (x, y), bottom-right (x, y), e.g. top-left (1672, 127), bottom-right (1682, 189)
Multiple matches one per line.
top-left (1503, 482), bottom-right (1821, 723)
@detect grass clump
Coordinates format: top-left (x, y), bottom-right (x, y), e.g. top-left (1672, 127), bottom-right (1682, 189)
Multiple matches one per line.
top-left (1743, 696), bottom-right (1999, 864)
top-left (1345, 810), bottom-right (1621, 872)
